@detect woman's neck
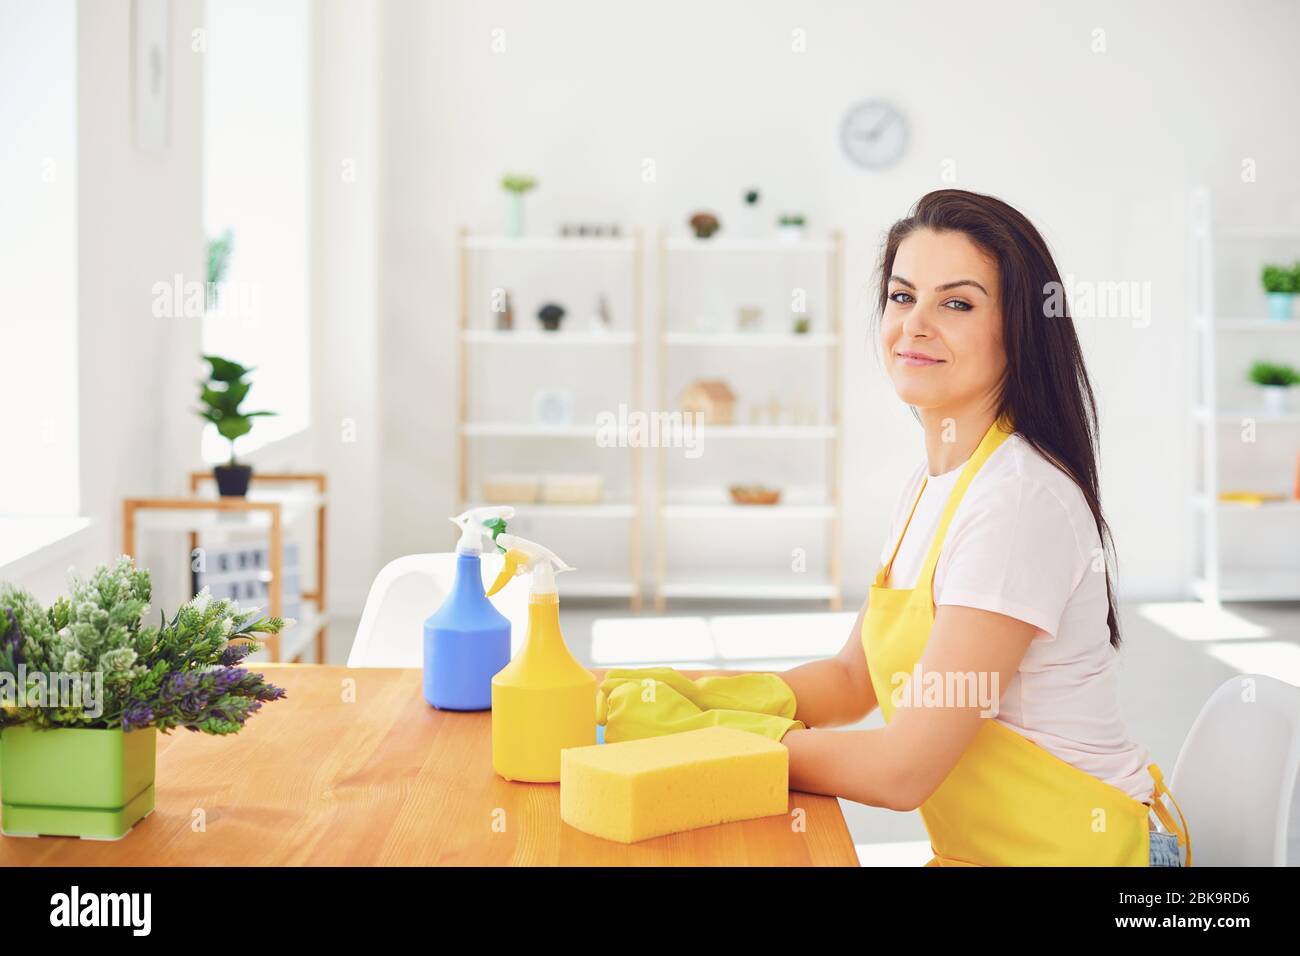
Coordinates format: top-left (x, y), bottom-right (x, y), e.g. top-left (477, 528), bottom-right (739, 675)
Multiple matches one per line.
top-left (916, 403), bottom-right (999, 477)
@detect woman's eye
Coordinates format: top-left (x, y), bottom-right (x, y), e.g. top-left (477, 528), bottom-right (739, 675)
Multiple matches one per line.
top-left (888, 290), bottom-right (914, 304)
top-left (943, 299), bottom-right (972, 311)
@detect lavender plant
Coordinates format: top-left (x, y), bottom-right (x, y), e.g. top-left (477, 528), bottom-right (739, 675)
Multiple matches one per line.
top-left (0, 557), bottom-right (287, 734)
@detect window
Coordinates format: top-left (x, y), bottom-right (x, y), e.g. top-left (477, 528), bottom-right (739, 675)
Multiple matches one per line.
top-left (201, 0), bottom-right (311, 462)
top-left (0, 0), bottom-right (79, 517)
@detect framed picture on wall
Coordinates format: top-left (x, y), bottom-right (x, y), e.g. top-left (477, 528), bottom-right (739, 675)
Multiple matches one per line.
top-left (131, 0), bottom-right (171, 153)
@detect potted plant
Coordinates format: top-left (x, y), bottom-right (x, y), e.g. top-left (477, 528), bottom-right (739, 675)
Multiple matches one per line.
top-left (0, 558), bottom-right (288, 840)
top-left (1247, 360), bottom-right (1300, 414)
top-left (197, 355), bottom-right (275, 497)
top-left (778, 213), bottom-right (806, 243)
top-left (501, 173), bottom-right (537, 239)
top-left (537, 302), bottom-right (566, 332)
top-left (688, 211), bottom-right (720, 240)
top-left (1261, 263), bottom-right (1299, 321)
top-left (206, 228), bottom-right (234, 311)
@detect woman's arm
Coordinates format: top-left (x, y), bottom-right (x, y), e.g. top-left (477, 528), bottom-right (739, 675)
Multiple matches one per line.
top-left (779, 596), bottom-right (877, 728)
top-left (783, 604), bottom-right (1037, 811)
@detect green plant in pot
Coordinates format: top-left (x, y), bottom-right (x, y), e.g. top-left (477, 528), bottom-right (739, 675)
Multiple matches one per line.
top-left (1247, 360), bottom-right (1300, 415)
top-left (1261, 262), bottom-right (1300, 321)
top-left (777, 213), bottom-right (806, 243)
top-left (501, 173), bottom-right (537, 239)
top-left (0, 558), bottom-right (288, 839)
top-left (198, 354), bottom-right (275, 497)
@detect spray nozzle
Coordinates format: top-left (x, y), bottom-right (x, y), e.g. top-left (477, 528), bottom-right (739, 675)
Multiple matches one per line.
top-left (486, 533), bottom-right (574, 597)
top-left (451, 506), bottom-right (515, 555)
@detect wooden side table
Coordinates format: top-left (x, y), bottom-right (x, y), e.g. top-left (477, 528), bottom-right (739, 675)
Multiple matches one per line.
top-left (121, 473), bottom-right (328, 663)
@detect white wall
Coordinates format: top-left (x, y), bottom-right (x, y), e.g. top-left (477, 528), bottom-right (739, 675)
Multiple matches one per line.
top-left (364, 0), bottom-right (1300, 602)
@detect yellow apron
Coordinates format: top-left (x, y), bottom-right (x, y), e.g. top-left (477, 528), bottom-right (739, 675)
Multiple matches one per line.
top-left (862, 416), bottom-right (1192, 866)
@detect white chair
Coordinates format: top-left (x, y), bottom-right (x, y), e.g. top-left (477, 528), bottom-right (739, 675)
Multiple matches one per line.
top-left (348, 553), bottom-right (530, 667)
top-left (1170, 674), bottom-right (1300, 866)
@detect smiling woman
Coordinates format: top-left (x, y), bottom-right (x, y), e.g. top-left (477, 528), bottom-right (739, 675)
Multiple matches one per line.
top-left (776, 190), bottom-right (1192, 867)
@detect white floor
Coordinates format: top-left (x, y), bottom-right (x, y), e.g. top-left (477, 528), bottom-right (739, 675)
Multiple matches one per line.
top-left (322, 596), bottom-right (1300, 859)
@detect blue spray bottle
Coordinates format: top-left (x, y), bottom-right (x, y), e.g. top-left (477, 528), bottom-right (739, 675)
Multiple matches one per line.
top-left (423, 506), bottom-right (515, 711)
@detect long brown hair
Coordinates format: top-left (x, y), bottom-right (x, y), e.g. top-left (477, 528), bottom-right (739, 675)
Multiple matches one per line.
top-left (875, 189), bottom-right (1121, 648)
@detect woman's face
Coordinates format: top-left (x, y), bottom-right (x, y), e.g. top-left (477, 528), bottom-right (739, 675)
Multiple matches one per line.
top-left (881, 228), bottom-right (1006, 415)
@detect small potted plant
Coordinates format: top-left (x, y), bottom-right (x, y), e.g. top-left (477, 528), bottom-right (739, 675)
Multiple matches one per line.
top-left (501, 173), bottom-right (538, 238)
top-left (0, 558), bottom-right (288, 840)
top-left (778, 213), bottom-right (806, 243)
top-left (1261, 263), bottom-right (1300, 321)
top-left (197, 355), bottom-right (275, 497)
top-left (537, 302), bottom-right (566, 332)
top-left (688, 211), bottom-right (720, 240)
top-left (1247, 360), bottom-right (1300, 414)
top-left (206, 228), bottom-right (234, 311)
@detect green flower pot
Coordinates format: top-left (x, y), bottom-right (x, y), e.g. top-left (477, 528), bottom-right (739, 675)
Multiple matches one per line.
top-left (0, 726), bottom-right (156, 840)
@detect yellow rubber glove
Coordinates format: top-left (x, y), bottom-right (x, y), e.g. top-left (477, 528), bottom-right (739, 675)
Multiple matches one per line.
top-left (600, 667), bottom-right (799, 719)
top-left (597, 676), bottom-right (804, 744)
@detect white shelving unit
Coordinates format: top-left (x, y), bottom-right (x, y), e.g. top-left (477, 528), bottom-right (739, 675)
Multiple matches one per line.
top-left (456, 229), bottom-right (644, 608)
top-left (653, 232), bottom-right (844, 610)
top-left (1187, 188), bottom-right (1300, 604)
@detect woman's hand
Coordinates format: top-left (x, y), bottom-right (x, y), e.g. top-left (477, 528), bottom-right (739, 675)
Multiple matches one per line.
top-left (779, 595), bottom-right (878, 728)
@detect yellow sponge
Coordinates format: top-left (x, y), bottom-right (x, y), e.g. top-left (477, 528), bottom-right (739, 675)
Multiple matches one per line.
top-left (559, 726), bottom-right (789, 843)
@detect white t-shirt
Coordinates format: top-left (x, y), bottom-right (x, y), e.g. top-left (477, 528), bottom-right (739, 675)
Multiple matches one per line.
top-left (878, 432), bottom-right (1154, 803)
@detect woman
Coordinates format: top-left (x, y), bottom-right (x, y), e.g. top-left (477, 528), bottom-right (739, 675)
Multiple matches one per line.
top-left (600, 189), bottom-right (1191, 865)
top-left (777, 189), bottom-right (1190, 866)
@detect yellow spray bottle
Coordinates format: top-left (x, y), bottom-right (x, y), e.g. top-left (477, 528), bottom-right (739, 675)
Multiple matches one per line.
top-left (485, 534), bottom-right (596, 782)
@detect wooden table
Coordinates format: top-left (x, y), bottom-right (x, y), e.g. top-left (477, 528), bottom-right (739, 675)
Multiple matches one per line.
top-left (0, 666), bottom-right (858, 866)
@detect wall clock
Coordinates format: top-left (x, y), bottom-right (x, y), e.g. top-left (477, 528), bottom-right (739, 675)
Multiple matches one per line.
top-left (840, 100), bottom-right (908, 170)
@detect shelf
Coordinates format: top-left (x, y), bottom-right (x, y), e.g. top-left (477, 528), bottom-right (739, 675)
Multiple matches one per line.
top-left (1193, 496), bottom-right (1300, 512)
top-left (462, 235), bottom-right (635, 252)
top-left (507, 503), bottom-right (637, 519)
top-left (463, 329), bottom-right (636, 346)
top-left (662, 502), bottom-right (836, 519)
top-left (693, 424), bottom-right (837, 439)
top-left (1192, 406), bottom-right (1300, 425)
top-left (130, 488), bottom-right (325, 534)
top-left (664, 237), bottom-right (834, 253)
top-left (657, 578), bottom-right (839, 600)
top-left (1192, 572), bottom-right (1300, 603)
top-left (664, 331), bottom-right (836, 347)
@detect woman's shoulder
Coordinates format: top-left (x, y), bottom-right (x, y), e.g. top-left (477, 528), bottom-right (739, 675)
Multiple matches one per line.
top-left (971, 433), bottom-right (1100, 542)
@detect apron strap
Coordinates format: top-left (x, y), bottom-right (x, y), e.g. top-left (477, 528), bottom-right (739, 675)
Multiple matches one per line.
top-left (1147, 763), bottom-right (1193, 867)
top-left (875, 474), bottom-right (929, 587)
top-left (915, 415), bottom-right (1016, 605)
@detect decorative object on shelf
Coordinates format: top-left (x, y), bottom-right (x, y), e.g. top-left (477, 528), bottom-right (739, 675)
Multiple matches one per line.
top-left (778, 214), bottom-right (806, 243)
top-left (840, 99), bottom-right (909, 170)
top-left (1261, 262), bottom-right (1299, 321)
top-left (729, 485), bottom-right (782, 506)
top-left (537, 302), bottom-right (566, 332)
top-left (1247, 360), bottom-right (1299, 414)
top-left (501, 173), bottom-right (537, 238)
top-left (482, 473), bottom-right (541, 504)
top-left (559, 223), bottom-right (623, 238)
top-left (793, 313), bottom-right (812, 335)
top-left (680, 379), bottom-right (736, 425)
top-left (0, 557), bottom-right (288, 839)
top-left (494, 290), bottom-right (515, 331)
top-left (591, 294), bottom-right (613, 332)
top-left (741, 188), bottom-right (761, 237)
top-left (688, 211), bottom-right (721, 240)
top-left (1217, 490), bottom-right (1287, 507)
top-left (767, 395), bottom-right (784, 425)
top-left (206, 228), bottom-right (234, 310)
top-left (533, 387), bottom-right (576, 425)
top-left (197, 355), bottom-right (276, 497)
top-left (541, 473), bottom-right (604, 505)
top-left (738, 305), bottom-right (763, 331)
top-left (193, 542), bottom-right (303, 626)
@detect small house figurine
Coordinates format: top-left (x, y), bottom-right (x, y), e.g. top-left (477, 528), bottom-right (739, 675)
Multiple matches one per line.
top-left (681, 379), bottom-right (737, 425)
